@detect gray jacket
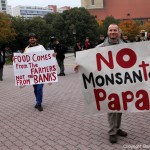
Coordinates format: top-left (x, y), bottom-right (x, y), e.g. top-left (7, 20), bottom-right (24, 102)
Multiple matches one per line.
top-left (96, 37), bottom-right (124, 47)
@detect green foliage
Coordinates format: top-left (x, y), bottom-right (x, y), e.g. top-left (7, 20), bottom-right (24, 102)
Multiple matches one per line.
top-left (27, 17), bottom-right (52, 47)
top-left (5, 56), bottom-right (13, 65)
top-left (4, 8), bottom-right (150, 50)
top-left (102, 16), bottom-right (119, 36)
top-left (44, 7), bottom-right (100, 46)
top-left (10, 17), bottom-right (29, 51)
top-left (0, 13), bottom-right (16, 45)
top-left (50, 14), bottom-right (65, 41)
top-left (2, 8), bottom-right (101, 49)
top-left (119, 20), bottom-right (139, 41)
top-left (61, 7), bottom-right (100, 45)
top-left (11, 16), bottom-right (52, 50)
top-left (44, 13), bottom-right (58, 24)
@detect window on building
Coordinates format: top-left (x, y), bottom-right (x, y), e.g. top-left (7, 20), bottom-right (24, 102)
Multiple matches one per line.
top-left (1, 0), bottom-right (6, 3)
top-left (91, 0), bottom-right (95, 5)
top-left (2, 4), bottom-right (6, 7)
top-left (127, 13), bottom-right (130, 17)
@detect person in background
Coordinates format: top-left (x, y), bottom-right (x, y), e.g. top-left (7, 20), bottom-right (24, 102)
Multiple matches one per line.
top-left (83, 37), bottom-right (93, 50)
top-left (24, 33), bottom-right (46, 111)
top-left (135, 35), bottom-right (141, 42)
top-left (95, 34), bottom-right (105, 46)
top-left (147, 33), bottom-right (150, 41)
top-left (140, 30), bottom-right (147, 41)
top-left (74, 40), bottom-right (82, 57)
top-left (122, 35), bottom-right (130, 43)
top-left (0, 45), bottom-right (6, 81)
top-left (52, 38), bottom-right (65, 76)
top-left (98, 34), bottom-right (105, 44)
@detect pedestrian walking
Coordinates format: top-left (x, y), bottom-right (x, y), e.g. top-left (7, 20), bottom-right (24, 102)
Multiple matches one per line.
top-left (51, 38), bottom-right (65, 76)
top-left (74, 40), bottom-right (82, 57)
top-left (24, 33), bottom-right (46, 111)
top-left (0, 45), bottom-right (6, 81)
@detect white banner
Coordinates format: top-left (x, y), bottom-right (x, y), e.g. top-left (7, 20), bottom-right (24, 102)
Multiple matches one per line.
top-left (76, 41), bottom-right (150, 114)
top-left (13, 50), bottom-right (58, 86)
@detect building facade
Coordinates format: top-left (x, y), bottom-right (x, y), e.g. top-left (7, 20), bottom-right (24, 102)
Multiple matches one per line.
top-left (81, 0), bottom-right (150, 20)
top-left (0, 0), bottom-right (7, 13)
top-left (7, 5), bottom-right (12, 15)
top-left (48, 5), bottom-right (57, 13)
top-left (81, 0), bottom-right (104, 9)
top-left (13, 5), bottom-right (54, 18)
top-left (57, 6), bottom-right (71, 13)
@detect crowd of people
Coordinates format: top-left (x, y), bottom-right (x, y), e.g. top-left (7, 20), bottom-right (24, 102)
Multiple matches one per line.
top-left (73, 29), bottom-right (150, 56)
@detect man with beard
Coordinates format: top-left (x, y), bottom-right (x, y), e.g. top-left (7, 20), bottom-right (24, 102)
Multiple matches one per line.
top-left (24, 33), bottom-right (46, 111)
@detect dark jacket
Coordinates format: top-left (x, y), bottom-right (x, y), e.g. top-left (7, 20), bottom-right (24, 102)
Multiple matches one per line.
top-left (54, 43), bottom-right (65, 61)
top-left (83, 41), bottom-right (94, 50)
top-left (0, 48), bottom-right (5, 68)
top-left (74, 44), bottom-right (82, 57)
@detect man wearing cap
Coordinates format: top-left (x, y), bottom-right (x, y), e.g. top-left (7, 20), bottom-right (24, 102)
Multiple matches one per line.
top-left (24, 33), bottom-right (46, 111)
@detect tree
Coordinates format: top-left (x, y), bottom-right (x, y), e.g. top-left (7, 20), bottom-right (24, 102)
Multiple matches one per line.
top-left (10, 8), bottom-right (101, 49)
top-left (11, 16), bottom-right (52, 50)
top-left (97, 19), bottom-right (103, 27)
top-left (61, 7), bottom-right (100, 45)
top-left (44, 13), bottom-right (58, 24)
top-left (48, 14), bottom-right (65, 42)
top-left (143, 21), bottom-right (150, 33)
top-left (11, 17), bottom-right (29, 51)
top-left (44, 7), bottom-right (100, 46)
top-left (26, 17), bottom-right (52, 47)
top-left (119, 20), bottom-right (139, 41)
top-left (0, 13), bottom-right (16, 45)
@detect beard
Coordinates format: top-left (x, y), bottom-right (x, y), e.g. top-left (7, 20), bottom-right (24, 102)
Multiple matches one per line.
top-left (30, 40), bottom-right (37, 45)
top-left (109, 35), bottom-right (118, 40)
top-left (108, 37), bottom-right (119, 44)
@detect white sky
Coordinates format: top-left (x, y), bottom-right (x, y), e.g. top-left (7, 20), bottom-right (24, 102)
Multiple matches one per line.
top-left (7, 0), bottom-right (81, 8)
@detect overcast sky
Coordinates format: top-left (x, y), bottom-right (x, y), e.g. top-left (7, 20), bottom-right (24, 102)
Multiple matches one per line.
top-left (7, 0), bottom-right (81, 8)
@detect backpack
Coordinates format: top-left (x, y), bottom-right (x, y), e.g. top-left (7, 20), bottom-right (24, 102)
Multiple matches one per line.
top-left (60, 44), bottom-right (68, 54)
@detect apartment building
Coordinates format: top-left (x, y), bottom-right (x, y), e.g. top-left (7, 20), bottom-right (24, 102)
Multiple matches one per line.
top-left (7, 5), bottom-right (12, 15)
top-left (13, 5), bottom-right (54, 18)
top-left (57, 6), bottom-right (71, 13)
top-left (0, 0), bottom-right (7, 13)
top-left (82, 0), bottom-right (150, 20)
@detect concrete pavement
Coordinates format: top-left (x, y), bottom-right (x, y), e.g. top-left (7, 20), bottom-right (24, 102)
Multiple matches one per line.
top-left (0, 53), bottom-right (150, 150)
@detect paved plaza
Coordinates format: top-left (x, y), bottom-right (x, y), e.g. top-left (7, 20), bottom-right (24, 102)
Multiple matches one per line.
top-left (0, 54), bottom-right (150, 150)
